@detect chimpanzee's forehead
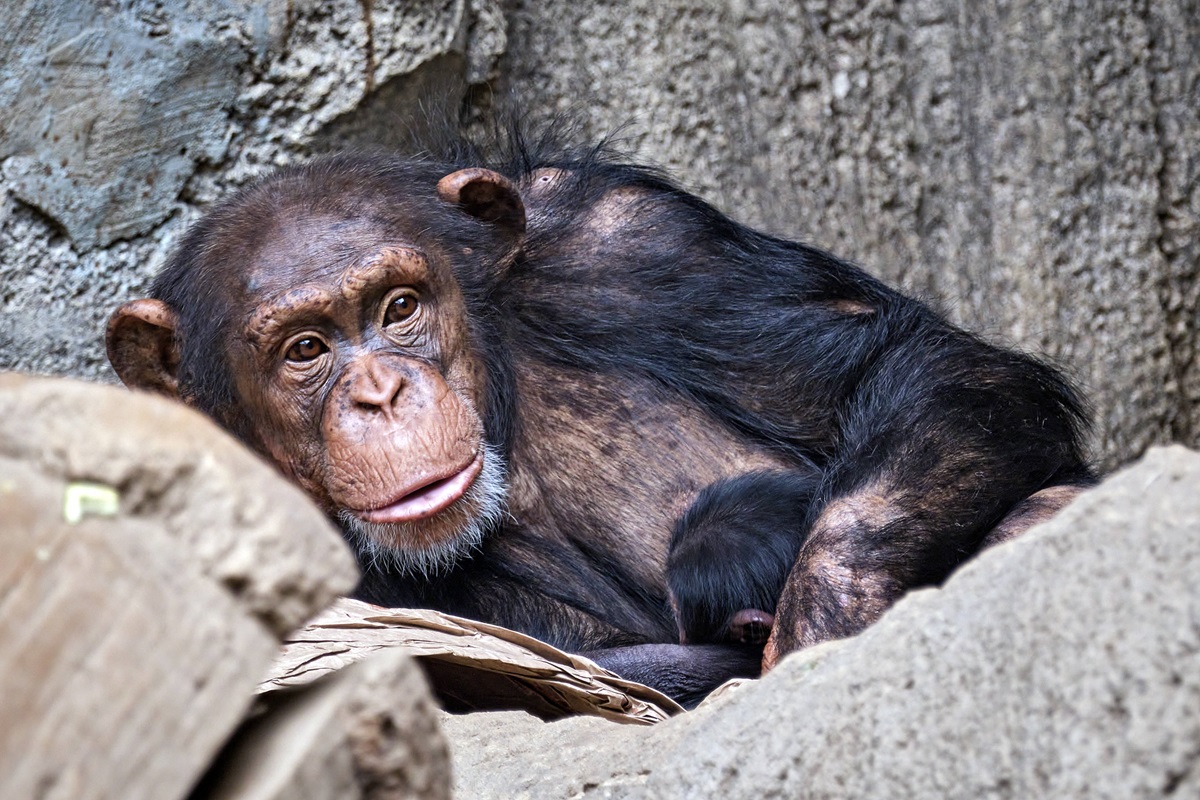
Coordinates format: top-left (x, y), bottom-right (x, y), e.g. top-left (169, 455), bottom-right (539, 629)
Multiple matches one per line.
top-left (237, 209), bottom-right (426, 293)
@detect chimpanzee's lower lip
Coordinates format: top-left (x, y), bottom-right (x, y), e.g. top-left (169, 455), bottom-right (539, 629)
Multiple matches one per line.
top-left (357, 455), bottom-right (484, 524)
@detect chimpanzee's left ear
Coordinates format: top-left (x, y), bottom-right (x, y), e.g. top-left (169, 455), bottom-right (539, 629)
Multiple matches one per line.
top-left (437, 168), bottom-right (527, 240)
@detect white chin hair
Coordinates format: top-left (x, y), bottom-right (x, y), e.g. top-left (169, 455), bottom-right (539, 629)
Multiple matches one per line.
top-left (337, 443), bottom-right (507, 579)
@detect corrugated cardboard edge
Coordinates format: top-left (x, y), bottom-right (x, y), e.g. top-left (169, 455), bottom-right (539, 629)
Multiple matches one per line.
top-left (261, 598), bottom-right (684, 724)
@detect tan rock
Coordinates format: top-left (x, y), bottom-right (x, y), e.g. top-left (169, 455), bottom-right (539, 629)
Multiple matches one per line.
top-left (0, 374), bottom-right (364, 799)
top-left (194, 650), bottom-right (452, 800)
top-left (0, 374), bottom-right (358, 636)
top-left (0, 462), bottom-right (276, 800)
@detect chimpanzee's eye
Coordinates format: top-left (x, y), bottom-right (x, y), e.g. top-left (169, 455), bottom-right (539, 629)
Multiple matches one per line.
top-left (384, 292), bottom-right (420, 326)
top-left (285, 336), bottom-right (328, 362)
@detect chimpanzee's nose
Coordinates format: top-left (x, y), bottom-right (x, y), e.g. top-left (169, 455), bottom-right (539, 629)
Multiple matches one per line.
top-left (349, 355), bottom-right (406, 411)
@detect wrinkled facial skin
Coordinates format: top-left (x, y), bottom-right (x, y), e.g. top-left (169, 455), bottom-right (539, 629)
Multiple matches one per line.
top-left (227, 213), bottom-right (504, 575)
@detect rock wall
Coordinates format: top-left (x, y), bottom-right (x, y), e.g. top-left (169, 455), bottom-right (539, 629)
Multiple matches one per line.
top-left (0, 0), bottom-right (504, 376)
top-left (1, 0), bottom-right (1197, 470)
top-left (499, 0), bottom-right (1200, 469)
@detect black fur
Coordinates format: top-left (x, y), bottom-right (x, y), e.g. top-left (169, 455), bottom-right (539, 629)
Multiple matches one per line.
top-left (668, 471), bottom-right (818, 645)
top-left (582, 644), bottom-right (763, 710)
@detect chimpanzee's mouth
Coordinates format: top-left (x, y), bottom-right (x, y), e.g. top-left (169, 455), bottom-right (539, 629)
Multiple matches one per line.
top-left (357, 455), bottom-right (484, 524)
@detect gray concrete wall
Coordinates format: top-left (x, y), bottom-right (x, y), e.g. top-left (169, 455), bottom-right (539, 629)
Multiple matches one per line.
top-left (1, 0), bottom-right (1196, 470)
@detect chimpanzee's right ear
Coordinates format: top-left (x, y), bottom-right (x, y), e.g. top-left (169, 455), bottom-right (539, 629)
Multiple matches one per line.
top-left (106, 299), bottom-right (182, 399)
top-left (436, 168), bottom-right (527, 240)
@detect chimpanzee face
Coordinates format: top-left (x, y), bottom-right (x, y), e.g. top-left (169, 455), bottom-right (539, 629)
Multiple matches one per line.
top-left (107, 166), bottom-right (529, 577)
top-left (219, 210), bottom-right (504, 575)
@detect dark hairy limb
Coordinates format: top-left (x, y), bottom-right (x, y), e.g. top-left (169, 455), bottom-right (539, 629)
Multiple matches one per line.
top-left (584, 643), bottom-right (762, 710)
top-left (668, 470), bottom-right (817, 645)
top-left (764, 315), bottom-right (1093, 664)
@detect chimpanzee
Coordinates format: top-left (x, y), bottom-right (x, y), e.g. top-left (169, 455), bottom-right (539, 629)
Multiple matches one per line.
top-left (106, 134), bottom-right (1093, 707)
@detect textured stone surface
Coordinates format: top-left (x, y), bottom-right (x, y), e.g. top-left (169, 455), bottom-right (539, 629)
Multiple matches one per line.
top-left (0, 468), bottom-right (279, 800)
top-left (0, 0), bottom-right (503, 378)
top-left (0, 374), bottom-right (469, 799)
top-left (2, 0), bottom-right (247, 250)
top-left (195, 650), bottom-right (451, 800)
top-left (0, 373), bottom-right (358, 636)
top-left (0, 0), bottom-right (1197, 465)
top-left (445, 446), bottom-right (1200, 798)
top-left (499, 0), bottom-right (1200, 469)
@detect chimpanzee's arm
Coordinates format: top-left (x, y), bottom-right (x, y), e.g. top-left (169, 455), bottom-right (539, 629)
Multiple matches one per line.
top-left (764, 305), bottom-right (1092, 664)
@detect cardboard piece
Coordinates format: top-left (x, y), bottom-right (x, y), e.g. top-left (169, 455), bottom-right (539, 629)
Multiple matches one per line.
top-left (263, 598), bottom-right (684, 724)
